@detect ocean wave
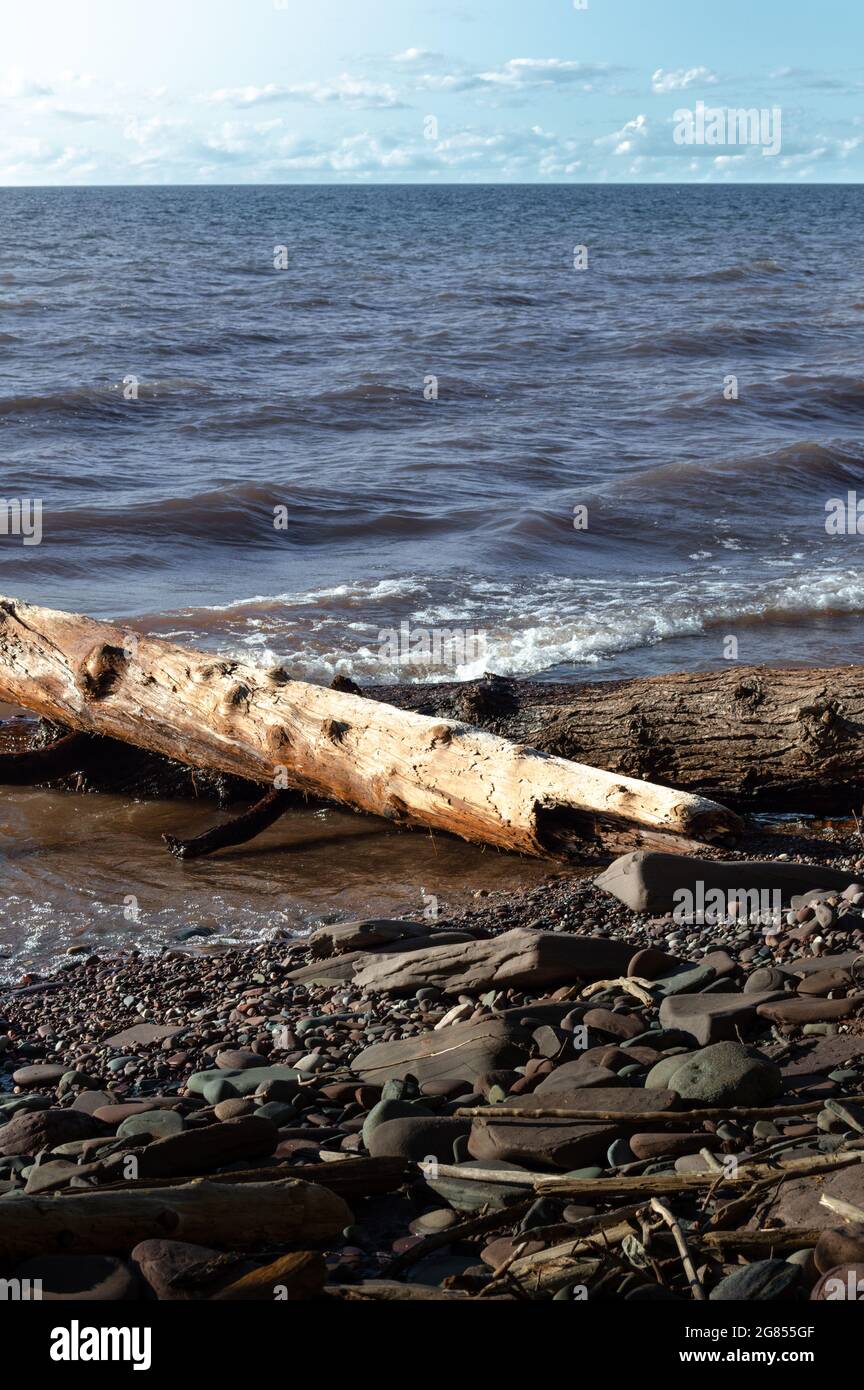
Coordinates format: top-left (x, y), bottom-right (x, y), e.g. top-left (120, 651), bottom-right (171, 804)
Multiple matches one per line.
top-left (130, 568), bottom-right (864, 685)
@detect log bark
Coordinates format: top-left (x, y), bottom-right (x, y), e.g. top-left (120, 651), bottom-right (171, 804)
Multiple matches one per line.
top-left (373, 667), bottom-right (864, 809)
top-left (0, 1178), bottom-right (351, 1259)
top-left (0, 597), bottom-right (740, 857)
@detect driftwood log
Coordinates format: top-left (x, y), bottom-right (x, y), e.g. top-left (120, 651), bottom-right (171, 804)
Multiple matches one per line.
top-left (0, 597), bottom-right (740, 858)
top-left (0, 1178), bottom-right (351, 1259)
top-left (375, 667), bottom-right (864, 809)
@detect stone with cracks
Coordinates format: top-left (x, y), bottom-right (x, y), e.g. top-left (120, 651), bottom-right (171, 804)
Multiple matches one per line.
top-left (353, 928), bottom-right (635, 997)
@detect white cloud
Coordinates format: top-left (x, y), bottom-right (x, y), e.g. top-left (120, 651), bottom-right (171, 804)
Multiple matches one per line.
top-left (652, 67), bottom-right (719, 94)
top-left (202, 77), bottom-right (406, 110)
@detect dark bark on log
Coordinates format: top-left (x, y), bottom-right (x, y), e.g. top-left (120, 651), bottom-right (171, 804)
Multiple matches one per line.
top-left (0, 1179), bottom-right (351, 1259)
top-left (163, 788), bottom-right (296, 860)
top-left (371, 666), bottom-right (864, 809)
top-left (0, 730), bottom-right (96, 783)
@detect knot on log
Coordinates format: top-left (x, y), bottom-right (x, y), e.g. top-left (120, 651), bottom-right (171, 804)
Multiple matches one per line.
top-left (225, 682), bottom-right (252, 710)
top-left (322, 718), bottom-right (350, 744)
top-left (454, 674), bottom-right (517, 727)
top-left (798, 697), bottom-right (855, 755)
top-left (733, 676), bottom-right (766, 711)
top-left (266, 666), bottom-right (289, 687)
top-left (428, 723), bottom-right (453, 747)
top-left (78, 643), bottom-right (128, 701)
top-left (330, 673), bottom-right (363, 696)
top-left (620, 713), bottom-right (677, 783)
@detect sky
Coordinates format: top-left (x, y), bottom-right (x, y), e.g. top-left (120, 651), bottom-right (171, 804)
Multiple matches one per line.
top-left (1, 0), bottom-right (863, 184)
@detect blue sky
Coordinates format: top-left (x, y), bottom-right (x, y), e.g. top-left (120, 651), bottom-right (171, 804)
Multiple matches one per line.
top-left (2, 0), bottom-right (863, 183)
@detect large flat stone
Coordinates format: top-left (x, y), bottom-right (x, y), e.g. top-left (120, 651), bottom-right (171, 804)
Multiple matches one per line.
top-left (758, 997), bottom-right (863, 1026)
top-left (595, 852), bottom-right (852, 914)
top-left (526, 1079), bottom-right (680, 1112)
top-left (103, 1023), bottom-right (186, 1050)
top-left (659, 990), bottom-right (783, 1046)
top-left (759, 1164), bottom-right (864, 1230)
top-left (468, 1119), bottom-right (620, 1171)
top-left (353, 928), bottom-right (634, 997)
top-left (781, 1035), bottom-right (864, 1084)
top-left (352, 1018), bottom-right (531, 1088)
top-left (309, 918), bottom-right (430, 958)
top-left (285, 934), bottom-right (475, 986)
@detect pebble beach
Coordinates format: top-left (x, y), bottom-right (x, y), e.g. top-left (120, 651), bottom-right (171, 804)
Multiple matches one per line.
top-left (3, 816), bottom-right (864, 1304)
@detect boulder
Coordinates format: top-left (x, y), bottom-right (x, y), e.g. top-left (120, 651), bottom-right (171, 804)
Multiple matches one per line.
top-left (353, 928), bottom-right (634, 996)
top-left (660, 1042), bottom-right (782, 1107)
top-left (0, 1108), bottom-right (103, 1157)
top-left (595, 852), bottom-right (852, 914)
top-left (366, 1117), bottom-right (469, 1163)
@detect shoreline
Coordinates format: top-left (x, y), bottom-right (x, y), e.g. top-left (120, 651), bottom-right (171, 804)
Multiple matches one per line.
top-left (2, 821), bottom-right (864, 1301)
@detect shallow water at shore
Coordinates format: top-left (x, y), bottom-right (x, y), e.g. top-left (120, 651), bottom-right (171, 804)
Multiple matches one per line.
top-left (0, 786), bottom-right (556, 980)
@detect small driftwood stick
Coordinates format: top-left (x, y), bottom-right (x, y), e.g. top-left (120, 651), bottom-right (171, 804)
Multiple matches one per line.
top-left (700, 1227), bottom-right (824, 1254)
top-left (650, 1197), bottom-right (706, 1300)
top-left (455, 1099), bottom-right (826, 1124)
top-left (819, 1193), bottom-right (864, 1224)
top-left (163, 787), bottom-right (295, 860)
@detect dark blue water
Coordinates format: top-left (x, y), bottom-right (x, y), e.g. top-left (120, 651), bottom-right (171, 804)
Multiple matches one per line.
top-left (1, 183), bottom-right (863, 682)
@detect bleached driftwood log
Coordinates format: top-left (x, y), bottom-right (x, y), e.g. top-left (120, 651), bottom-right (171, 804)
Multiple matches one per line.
top-left (0, 597), bottom-right (741, 855)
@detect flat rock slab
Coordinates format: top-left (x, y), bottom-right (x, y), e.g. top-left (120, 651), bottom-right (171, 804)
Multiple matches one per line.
top-left (782, 1036), bottom-right (864, 1082)
top-left (468, 1119), bottom-right (620, 1170)
top-left (757, 997), bottom-right (863, 1026)
top-left (780, 951), bottom-right (864, 978)
top-left (10, 1064), bottom-right (69, 1088)
top-left (103, 1023), bottom-right (186, 1049)
top-left (659, 990), bottom-right (784, 1046)
top-left (352, 1018), bottom-right (530, 1088)
top-left (759, 1164), bottom-right (864, 1230)
top-left (309, 919), bottom-right (429, 958)
top-left (595, 851), bottom-right (853, 913)
top-left (353, 928), bottom-right (635, 997)
top-left (286, 934), bottom-right (475, 986)
top-left (526, 1079), bottom-right (681, 1112)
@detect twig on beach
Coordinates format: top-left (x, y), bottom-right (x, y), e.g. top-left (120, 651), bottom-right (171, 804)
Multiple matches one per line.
top-left (650, 1197), bottom-right (706, 1300)
top-left (455, 1099), bottom-right (826, 1124)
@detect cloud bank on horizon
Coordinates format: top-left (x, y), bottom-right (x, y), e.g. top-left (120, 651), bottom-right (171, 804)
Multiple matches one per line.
top-left (1, 0), bottom-right (862, 185)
